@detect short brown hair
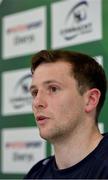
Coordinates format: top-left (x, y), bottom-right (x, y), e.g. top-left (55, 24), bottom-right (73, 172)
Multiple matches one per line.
top-left (31, 50), bottom-right (107, 121)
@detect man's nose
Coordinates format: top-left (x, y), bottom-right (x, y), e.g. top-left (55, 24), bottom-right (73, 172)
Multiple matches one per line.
top-left (33, 91), bottom-right (47, 109)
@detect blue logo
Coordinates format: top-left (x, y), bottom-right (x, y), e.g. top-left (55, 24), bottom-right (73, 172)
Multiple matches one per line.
top-left (10, 73), bottom-right (32, 109)
top-left (61, 1), bottom-right (92, 40)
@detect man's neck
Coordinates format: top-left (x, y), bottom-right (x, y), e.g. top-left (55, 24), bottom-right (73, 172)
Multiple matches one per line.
top-left (53, 126), bottom-right (103, 170)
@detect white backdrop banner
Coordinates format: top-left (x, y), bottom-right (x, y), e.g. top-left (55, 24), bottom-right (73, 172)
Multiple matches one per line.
top-left (51, 0), bottom-right (102, 49)
top-left (1, 127), bottom-right (46, 173)
top-left (2, 6), bottom-right (46, 59)
top-left (2, 68), bottom-right (32, 116)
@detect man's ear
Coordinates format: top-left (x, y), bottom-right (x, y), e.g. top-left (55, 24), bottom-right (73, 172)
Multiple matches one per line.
top-left (84, 88), bottom-right (101, 113)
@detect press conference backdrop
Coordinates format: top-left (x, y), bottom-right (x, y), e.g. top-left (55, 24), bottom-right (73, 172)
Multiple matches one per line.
top-left (0, 0), bottom-right (108, 179)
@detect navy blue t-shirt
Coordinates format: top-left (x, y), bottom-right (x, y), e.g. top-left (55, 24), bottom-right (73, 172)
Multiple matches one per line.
top-left (24, 134), bottom-right (108, 179)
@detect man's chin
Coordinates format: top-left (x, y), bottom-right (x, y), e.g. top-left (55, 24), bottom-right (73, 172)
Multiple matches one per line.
top-left (39, 130), bottom-right (56, 143)
top-left (39, 132), bottom-right (52, 141)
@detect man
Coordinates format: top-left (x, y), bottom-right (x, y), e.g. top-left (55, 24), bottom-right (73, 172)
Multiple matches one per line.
top-left (24, 50), bottom-right (108, 179)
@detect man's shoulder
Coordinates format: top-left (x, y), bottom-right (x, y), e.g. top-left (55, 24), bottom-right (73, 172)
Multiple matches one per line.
top-left (24, 156), bottom-right (53, 179)
top-left (94, 133), bottom-right (108, 164)
top-left (35, 156), bottom-right (53, 169)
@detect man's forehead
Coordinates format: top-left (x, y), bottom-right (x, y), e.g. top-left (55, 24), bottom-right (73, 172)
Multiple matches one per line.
top-left (33, 61), bottom-right (72, 76)
top-left (31, 61), bottom-right (74, 87)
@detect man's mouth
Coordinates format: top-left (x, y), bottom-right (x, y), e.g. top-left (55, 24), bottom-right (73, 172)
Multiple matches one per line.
top-left (36, 115), bottom-right (49, 125)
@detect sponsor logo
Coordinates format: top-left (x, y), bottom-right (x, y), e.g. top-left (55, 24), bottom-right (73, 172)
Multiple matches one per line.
top-left (6, 141), bottom-right (42, 149)
top-left (1, 128), bottom-right (46, 173)
top-left (10, 73), bottom-right (32, 109)
top-left (2, 7), bottom-right (46, 59)
top-left (5, 141), bottom-right (42, 162)
top-left (6, 21), bottom-right (42, 46)
top-left (14, 34), bottom-right (34, 46)
top-left (61, 1), bottom-right (92, 40)
top-left (2, 69), bottom-right (32, 115)
top-left (7, 21), bottom-right (42, 34)
top-left (51, 0), bottom-right (102, 48)
top-left (13, 152), bottom-right (34, 162)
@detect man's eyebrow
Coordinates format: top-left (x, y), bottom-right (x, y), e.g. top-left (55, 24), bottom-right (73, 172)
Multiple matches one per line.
top-left (30, 80), bottom-right (62, 91)
top-left (30, 85), bottom-right (37, 91)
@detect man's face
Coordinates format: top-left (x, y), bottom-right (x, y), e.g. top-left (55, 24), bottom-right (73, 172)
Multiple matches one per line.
top-left (30, 61), bottom-right (85, 142)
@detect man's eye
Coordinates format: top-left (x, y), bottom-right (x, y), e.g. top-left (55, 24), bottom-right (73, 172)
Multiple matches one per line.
top-left (31, 90), bottom-right (38, 97)
top-left (49, 86), bottom-right (59, 93)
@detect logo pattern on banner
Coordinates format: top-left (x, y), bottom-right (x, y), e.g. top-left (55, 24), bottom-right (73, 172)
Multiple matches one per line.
top-left (61, 1), bottom-right (91, 40)
top-left (1, 127), bottom-right (46, 173)
top-left (2, 68), bottom-right (32, 116)
top-left (2, 6), bottom-right (46, 59)
top-left (51, 0), bottom-right (102, 48)
top-left (10, 74), bottom-right (32, 109)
